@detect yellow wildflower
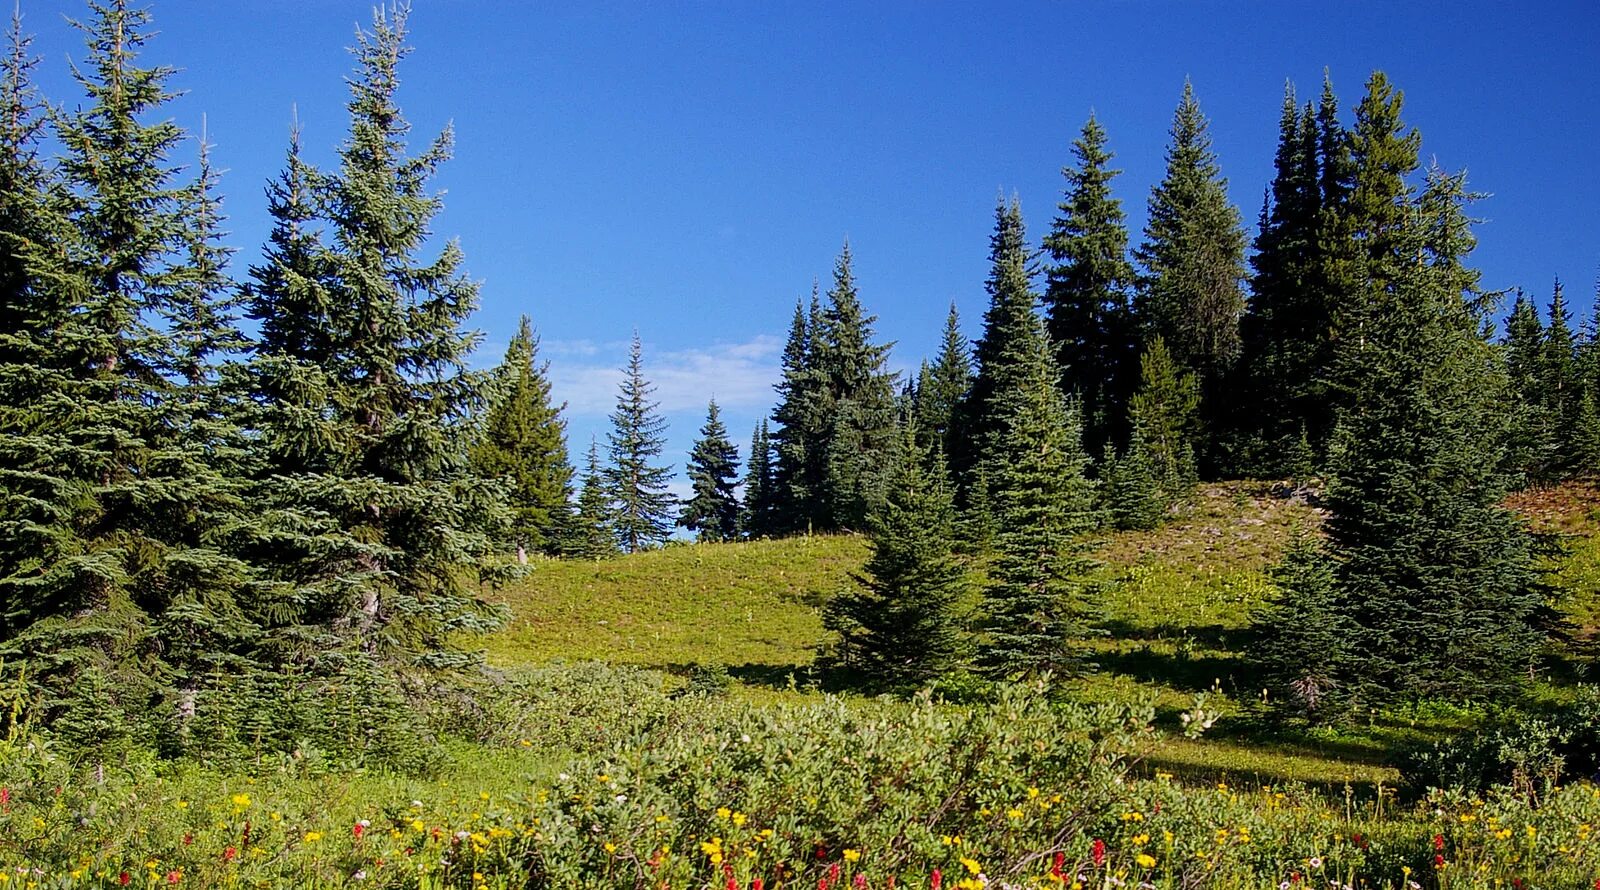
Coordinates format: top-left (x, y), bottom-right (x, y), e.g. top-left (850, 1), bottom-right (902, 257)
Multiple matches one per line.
top-left (1136, 853), bottom-right (1157, 868)
top-left (843, 849), bottom-right (861, 862)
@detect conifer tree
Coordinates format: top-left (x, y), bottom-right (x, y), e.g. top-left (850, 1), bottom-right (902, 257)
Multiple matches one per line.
top-left (470, 315), bottom-right (574, 555)
top-left (740, 420), bottom-right (779, 538)
top-left (823, 424), bottom-right (967, 688)
top-left (1542, 279), bottom-right (1581, 472)
top-left (1103, 435), bottom-right (1163, 531)
top-left (913, 302), bottom-right (972, 461)
top-left (0, 8), bottom-right (47, 366)
top-left (812, 243), bottom-right (898, 530)
top-left (1127, 336), bottom-right (1200, 510)
top-left (1322, 163), bottom-right (1539, 704)
top-left (1044, 114), bottom-right (1138, 455)
top-left (962, 195), bottom-right (1044, 481)
top-left (606, 332), bottom-right (675, 552)
top-left (0, 0), bottom-right (261, 742)
top-left (770, 291), bottom-right (824, 533)
top-left (1135, 81), bottom-right (1247, 465)
top-left (679, 400), bottom-right (741, 542)
top-left (242, 6), bottom-right (509, 671)
top-left (1502, 290), bottom-right (1554, 482)
top-left (569, 439), bottom-right (618, 559)
top-left (1248, 538), bottom-right (1354, 719)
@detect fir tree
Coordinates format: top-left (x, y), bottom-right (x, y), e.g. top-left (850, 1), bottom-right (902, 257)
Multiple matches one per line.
top-left (470, 315), bottom-right (574, 555)
top-left (1043, 114), bottom-right (1138, 455)
top-left (1542, 279), bottom-right (1581, 472)
top-left (823, 424), bottom-right (967, 688)
top-left (569, 439), bottom-right (618, 559)
top-left (1248, 537), bottom-right (1355, 719)
top-left (770, 290), bottom-right (824, 534)
top-left (913, 302), bottom-right (972, 461)
top-left (1134, 81), bottom-right (1247, 466)
top-left (962, 195), bottom-right (1044, 481)
top-left (979, 320), bottom-right (1098, 678)
top-left (606, 332), bottom-right (675, 552)
top-left (1502, 290), bottom-right (1554, 482)
top-left (812, 243), bottom-right (898, 530)
top-left (679, 400), bottom-right (741, 542)
top-left (1127, 336), bottom-right (1200, 510)
top-left (1104, 435), bottom-right (1163, 532)
top-left (740, 420), bottom-right (779, 538)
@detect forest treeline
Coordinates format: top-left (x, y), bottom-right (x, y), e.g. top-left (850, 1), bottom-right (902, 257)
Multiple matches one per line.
top-left (0, 0), bottom-right (1596, 758)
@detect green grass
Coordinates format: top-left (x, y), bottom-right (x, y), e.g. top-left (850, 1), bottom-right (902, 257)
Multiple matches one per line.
top-left (478, 480), bottom-right (1600, 793)
top-left (483, 535), bottom-right (867, 671)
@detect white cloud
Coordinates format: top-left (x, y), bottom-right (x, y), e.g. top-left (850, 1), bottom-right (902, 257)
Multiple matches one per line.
top-left (548, 334), bottom-right (783, 417)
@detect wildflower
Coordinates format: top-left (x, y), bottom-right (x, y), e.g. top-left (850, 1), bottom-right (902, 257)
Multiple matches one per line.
top-left (1091, 839), bottom-right (1106, 867)
top-left (230, 793), bottom-right (250, 809)
top-left (118, 874), bottom-right (130, 887)
top-left (854, 877), bottom-right (867, 889)
top-left (165, 870), bottom-right (181, 885)
top-left (732, 811), bottom-right (747, 827)
top-left (604, 842), bottom-right (617, 853)
top-left (931, 869), bottom-right (942, 890)
top-left (960, 857), bottom-right (981, 875)
top-left (1308, 857), bottom-right (1322, 870)
top-left (1007, 808), bottom-right (1023, 820)
top-left (353, 872), bottom-right (367, 881)
top-left (1434, 855), bottom-right (1445, 867)
top-left (1135, 854), bottom-right (1156, 869)
top-left (1433, 834), bottom-right (1445, 851)
top-left (717, 806), bottom-right (733, 820)
top-left (843, 849), bottom-right (861, 862)
top-left (222, 847), bottom-right (237, 862)
top-left (304, 832), bottom-right (323, 843)
top-left (354, 820), bottom-right (370, 839)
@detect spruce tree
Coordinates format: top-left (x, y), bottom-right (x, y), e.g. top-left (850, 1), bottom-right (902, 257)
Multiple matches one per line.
top-left (770, 291), bottom-right (824, 534)
top-left (1248, 537), bottom-right (1355, 719)
top-left (569, 439), bottom-right (618, 559)
top-left (823, 424), bottom-right (967, 688)
top-left (1104, 435), bottom-right (1163, 532)
top-left (812, 243), bottom-right (898, 530)
top-left (679, 400), bottom-right (741, 542)
top-left (1323, 162), bottom-right (1539, 704)
top-left (962, 195), bottom-right (1044, 480)
top-left (1043, 114), bottom-right (1138, 455)
top-left (913, 302), bottom-right (972, 462)
top-left (1134, 81), bottom-right (1247, 466)
top-left (470, 315), bottom-right (574, 555)
top-left (1502, 290), bottom-right (1554, 482)
top-left (242, 6), bottom-right (509, 671)
top-left (606, 332), bottom-right (675, 552)
top-left (0, 0), bottom-right (261, 743)
top-left (1542, 279), bottom-right (1581, 472)
top-left (740, 420), bottom-right (779, 538)
top-left (1127, 336), bottom-right (1200, 511)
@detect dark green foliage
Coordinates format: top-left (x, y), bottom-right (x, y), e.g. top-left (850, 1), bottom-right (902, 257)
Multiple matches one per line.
top-left (1398, 687), bottom-right (1600, 793)
top-left (770, 290), bottom-right (824, 533)
top-left (1127, 336), bottom-right (1200, 510)
top-left (813, 244), bottom-right (899, 530)
top-left (740, 420), bottom-right (780, 538)
top-left (1247, 538), bottom-right (1354, 720)
top-left (1502, 290), bottom-right (1556, 482)
top-left (962, 195), bottom-right (1045, 483)
top-left (913, 302), bottom-right (972, 462)
top-left (471, 315), bottom-right (574, 554)
top-left (679, 400), bottom-right (741, 542)
top-left (823, 425), bottom-right (967, 688)
top-left (1044, 115), bottom-right (1139, 455)
top-left (569, 439), bottom-right (619, 559)
top-left (606, 333), bottom-right (675, 552)
top-left (1134, 82), bottom-right (1247, 468)
top-left (972, 216), bottom-right (1100, 675)
top-left (1322, 164), bottom-right (1540, 706)
top-left (1103, 437), bottom-right (1163, 532)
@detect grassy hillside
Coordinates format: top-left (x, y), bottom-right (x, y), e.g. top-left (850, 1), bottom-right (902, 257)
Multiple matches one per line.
top-left (482, 480), bottom-right (1600, 790)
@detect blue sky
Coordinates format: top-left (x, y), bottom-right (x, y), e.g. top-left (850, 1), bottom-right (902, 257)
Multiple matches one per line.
top-left (22, 0), bottom-right (1600, 488)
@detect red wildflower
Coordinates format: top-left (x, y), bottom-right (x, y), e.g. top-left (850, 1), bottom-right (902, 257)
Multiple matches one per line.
top-left (165, 870), bottom-right (181, 884)
top-left (182, 834), bottom-right (193, 846)
top-left (1091, 838), bottom-right (1107, 867)
top-left (1433, 834), bottom-right (1445, 851)
top-left (353, 822), bottom-right (365, 839)
top-left (726, 878), bottom-right (737, 890)
top-left (222, 846), bottom-right (237, 862)
top-left (1351, 833), bottom-right (1365, 849)
top-left (818, 878), bottom-right (830, 890)
top-left (817, 847), bottom-right (827, 860)
top-left (752, 881), bottom-right (765, 890)
top-left (854, 876), bottom-right (867, 889)
top-left (118, 873), bottom-right (130, 887)
top-left (1051, 851), bottom-right (1065, 878)
top-left (830, 863), bottom-right (841, 882)
top-left (1435, 854), bottom-right (1446, 867)
top-left (0, 786), bottom-right (9, 808)
top-left (931, 868), bottom-right (942, 890)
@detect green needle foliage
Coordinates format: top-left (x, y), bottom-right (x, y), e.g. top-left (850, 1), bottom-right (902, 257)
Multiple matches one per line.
top-left (823, 424), bottom-right (967, 688)
top-left (471, 315), bottom-right (574, 556)
top-left (606, 333), bottom-right (675, 553)
top-left (679, 400), bottom-right (742, 543)
top-left (570, 439), bottom-right (619, 560)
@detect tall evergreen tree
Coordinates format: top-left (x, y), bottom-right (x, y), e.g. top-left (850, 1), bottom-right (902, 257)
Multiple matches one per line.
top-left (1043, 114), bottom-right (1138, 455)
top-left (679, 400), bottom-right (741, 542)
top-left (1134, 81), bottom-right (1247, 467)
top-left (606, 332), bottom-right (675, 552)
top-left (0, 8), bottom-right (48, 366)
top-left (1542, 279), bottom-right (1581, 472)
top-left (769, 290), bottom-right (824, 534)
top-left (740, 420), bottom-right (779, 539)
top-left (823, 424), bottom-right (967, 688)
top-left (913, 302), bottom-right (972, 462)
top-left (1126, 336), bottom-right (1200, 511)
top-left (812, 243), bottom-right (898, 530)
top-left (962, 195), bottom-right (1044, 481)
top-left (0, 0), bottom-right (261, 744)
top-left (569, 439), bottom-right (618, 559)
top-left (242, 6), bottom-right (509, 671)
top-left (1502, 290), bottom-right (1554, 483)
top-left (470, 315), bottom-right (574, 555)
top-left (1248, 537), bottom-right (1355, 719)
top-left (979, 329), bottom-right (1099, 679)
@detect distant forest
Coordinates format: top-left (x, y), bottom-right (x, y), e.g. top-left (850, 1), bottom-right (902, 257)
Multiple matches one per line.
top-left (0, 0), bottom-right (1596, 755)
